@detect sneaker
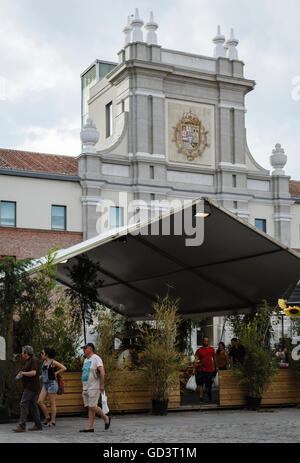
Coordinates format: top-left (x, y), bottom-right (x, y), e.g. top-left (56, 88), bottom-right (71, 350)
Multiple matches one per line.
top-left (29, 425), bottom-right (43, 431)
top-left (13, 425), bottom-right (26, 433)
top-left (43, 418), bottom-right (51, 426)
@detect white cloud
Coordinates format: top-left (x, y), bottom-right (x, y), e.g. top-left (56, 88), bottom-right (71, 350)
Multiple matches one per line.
top-left (246, 119), bottom-right (300, 179)
top-left (21, 120), bottom-right (81, 156)
top-left (0, 20), bottom-right (78, 101)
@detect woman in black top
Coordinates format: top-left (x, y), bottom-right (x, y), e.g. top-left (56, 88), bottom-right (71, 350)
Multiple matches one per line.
top-left (38, 348), bottom-right (67, 427)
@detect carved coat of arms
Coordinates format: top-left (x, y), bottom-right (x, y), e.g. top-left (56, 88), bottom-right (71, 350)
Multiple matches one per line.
top-left (173, 110), bottom-right (209, 161)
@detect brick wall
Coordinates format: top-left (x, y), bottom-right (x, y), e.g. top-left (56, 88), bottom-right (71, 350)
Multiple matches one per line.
top-left (0, 227), bottom-right (83, 259)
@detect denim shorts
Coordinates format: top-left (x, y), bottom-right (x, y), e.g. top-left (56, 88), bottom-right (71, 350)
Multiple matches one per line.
top-left (42, 380), bottom-right (58, 394)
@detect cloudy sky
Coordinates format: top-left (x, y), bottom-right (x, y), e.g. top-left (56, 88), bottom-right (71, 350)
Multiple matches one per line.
top-left (0, 0), bottom-right (299, 178)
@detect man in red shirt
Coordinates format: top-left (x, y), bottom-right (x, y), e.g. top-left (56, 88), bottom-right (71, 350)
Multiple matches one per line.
top-left (193, 336), bottom-right (216, 402)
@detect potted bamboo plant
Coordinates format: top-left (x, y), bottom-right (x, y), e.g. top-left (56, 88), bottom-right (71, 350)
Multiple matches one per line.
top-left (139, 295), bottom-right (188, 415)
top-left (233, 310), bottom-right (279, 410)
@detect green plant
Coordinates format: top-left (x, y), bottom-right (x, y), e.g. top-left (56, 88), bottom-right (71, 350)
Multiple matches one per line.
top-left (13, 251), bottom-right (82, 370)
top-left (139, 295), bottom-right (189, 402)
top-left (93, 308), bottom-right (122, 390)
top-left (0, 360), bottom-right (22, 421)
top-left (66, 254), bottom-right (104, 344)
top-left (233, 307), bottom-right (279, 398)
top-left (0, 257), bottom-right (34, 359)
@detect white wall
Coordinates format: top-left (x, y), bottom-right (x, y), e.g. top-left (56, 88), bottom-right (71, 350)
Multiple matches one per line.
top-left (248, 201), bottom-right (275, 238)
top-left (0, 175), bottom-right (82, 231)
top-left (290, 203), bottom-right (300, 249)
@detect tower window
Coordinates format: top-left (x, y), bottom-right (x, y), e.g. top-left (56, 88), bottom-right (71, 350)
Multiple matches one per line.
top-left (110, 207), bottom-right (124, 229)
top-left (106, 102), bottom-right (113, 138)
top-left (255, 219), bottom-right (267, 233)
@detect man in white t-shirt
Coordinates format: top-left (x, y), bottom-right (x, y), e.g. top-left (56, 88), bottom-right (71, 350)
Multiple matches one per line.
top-left (80, 343), bottom-right (111, 433)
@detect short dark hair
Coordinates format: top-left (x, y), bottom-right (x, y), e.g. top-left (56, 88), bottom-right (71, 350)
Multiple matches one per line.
top-left (231, 338), bottom-right (238, 343)
top-left (44, 348), bottom-right (56, 358)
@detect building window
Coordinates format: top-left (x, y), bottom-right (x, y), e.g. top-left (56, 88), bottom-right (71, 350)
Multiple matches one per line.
top-left (150, 166), bottom-right (155, 179)
top-left (110, 207), bottom-right (124, 229)
top-left (233, 201), bottom-right (238, 210)
top-left (232, 175), bottom-right (237, 188)
top-left (52, 206), bottom-right (66, 231)
top-left (0, 201), bottom-right (16, 227)
top-left (255, 218), bottom-right (267, 233)
top-left (106, 102), bottom-right (113, 138)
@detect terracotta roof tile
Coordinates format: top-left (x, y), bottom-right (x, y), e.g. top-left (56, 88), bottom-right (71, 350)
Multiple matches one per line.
top-left (290, 180), bottom-right (300, 197)
top-left (0, 149), bottom-right (78, 176)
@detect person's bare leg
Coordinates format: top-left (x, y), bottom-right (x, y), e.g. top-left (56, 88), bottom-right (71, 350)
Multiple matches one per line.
top-left (94, 405), bottom-right (109, 425)
top-left (38, 390), bottom-right (50, 419)
top-left (87, 407), bottom-right (95, 429)
top-left (48, 394), bottom-right (57, 423)
top-left (199, 385), bottom-right (204, 399)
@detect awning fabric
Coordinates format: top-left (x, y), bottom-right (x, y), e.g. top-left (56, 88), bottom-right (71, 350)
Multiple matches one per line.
top-left (46, 198), bottom-right (300, 319)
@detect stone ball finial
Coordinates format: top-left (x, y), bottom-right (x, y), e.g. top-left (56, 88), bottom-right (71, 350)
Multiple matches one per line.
top-left (80, 118), bottom-right (99, 154)
top-left (145, 11), bottom-right (159, 45)
top-left (226, 28), bottom-right (239, 60)
top-left (213, 25), bottom-right (226, 58)
top-left (131, 8), bottom-right (144, 42)
top-left (270, 143), bottom-right (287, 176)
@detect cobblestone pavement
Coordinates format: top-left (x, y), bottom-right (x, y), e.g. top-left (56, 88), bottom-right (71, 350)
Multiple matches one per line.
top-left (0, 408), bottom-right (299, 443)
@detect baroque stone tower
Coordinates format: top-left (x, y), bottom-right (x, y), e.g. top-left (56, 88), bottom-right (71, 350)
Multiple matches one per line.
top-left (79, 10), bottom-right (293, 247)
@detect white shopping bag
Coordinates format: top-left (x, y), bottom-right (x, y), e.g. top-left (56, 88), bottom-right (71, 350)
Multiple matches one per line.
top-left (186, 375), bottom-right (197, 391)
top-left (101, 391), bottom-right (110, 415)
top-left (213, 372), bottom-right (219, 388)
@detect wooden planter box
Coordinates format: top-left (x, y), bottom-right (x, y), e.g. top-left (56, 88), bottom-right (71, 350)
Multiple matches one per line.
top-left (219, 369), bottom-right (300, 407)
top-left (55, 371), bottom-right (180, 415)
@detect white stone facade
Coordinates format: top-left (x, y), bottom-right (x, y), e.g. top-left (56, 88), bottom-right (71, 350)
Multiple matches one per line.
top-left (79, 12), bottom-right (300, 347)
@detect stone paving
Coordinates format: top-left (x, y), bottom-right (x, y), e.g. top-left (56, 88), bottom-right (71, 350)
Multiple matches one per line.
top-left (0, 408), bottom-right (300, 443)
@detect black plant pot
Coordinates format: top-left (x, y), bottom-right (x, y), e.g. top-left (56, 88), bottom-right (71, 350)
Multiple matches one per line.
top-left (246, 396), bottom-right (262, 410)
top-left (152, 399), bottom-right (169, 416)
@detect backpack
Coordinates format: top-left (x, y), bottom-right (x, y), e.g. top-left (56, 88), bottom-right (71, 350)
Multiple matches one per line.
top-left (56, 373), bottom-right (65, 395)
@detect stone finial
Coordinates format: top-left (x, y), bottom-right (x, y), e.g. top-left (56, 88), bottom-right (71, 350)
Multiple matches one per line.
top-left (123, 15), bottom-right (133, 46)
top-left (226, 28), bottom-right (239, 60)
top-left (80, 118), bottom-right (99, 154)
top-left (212, 25), bottom-right (226, 58)
top-left (131, 8), bottom-right (144, 42)
top-left (145, 11), bottom-right (159, 45)
top-left (270, 143), bottom-right (287, 176)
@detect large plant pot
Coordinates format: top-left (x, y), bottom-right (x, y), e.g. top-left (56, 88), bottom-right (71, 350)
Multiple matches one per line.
top-left (246, 396), bottom-right (262, 410)
top-left (152, 399), bottom-right (169, 416)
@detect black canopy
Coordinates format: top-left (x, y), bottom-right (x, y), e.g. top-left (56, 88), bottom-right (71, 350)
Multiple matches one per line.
top-left (44, 198), bottom-right (300, 319)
